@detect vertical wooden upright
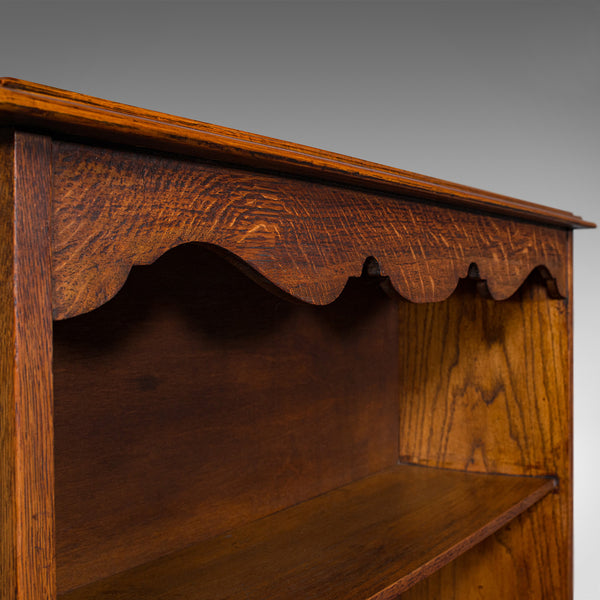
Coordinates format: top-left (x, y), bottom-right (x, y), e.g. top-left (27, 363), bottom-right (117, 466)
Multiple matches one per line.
top-left (0, 131), bottom-right (55, 600)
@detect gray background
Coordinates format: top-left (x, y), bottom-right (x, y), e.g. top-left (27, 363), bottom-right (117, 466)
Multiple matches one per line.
top-left (1, 1), bottom-right (598, 597)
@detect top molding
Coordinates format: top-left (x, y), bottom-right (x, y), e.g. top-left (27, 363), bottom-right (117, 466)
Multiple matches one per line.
top-left (0, 77), bottom-right (594, 230)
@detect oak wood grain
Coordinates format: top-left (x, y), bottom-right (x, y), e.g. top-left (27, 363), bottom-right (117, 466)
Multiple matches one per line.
top-left (0, 79), bottom-right (594, 229)
top-left (53, 244), bottom-right (399, 592)
top-left (0, 131), bottom-right (55, 600)
top-left (52, 140), bottom-right (570, 320)
top-left (57, 465), bottom-right (554, 600)
top-left (398, 273), bottom-right (572, 598)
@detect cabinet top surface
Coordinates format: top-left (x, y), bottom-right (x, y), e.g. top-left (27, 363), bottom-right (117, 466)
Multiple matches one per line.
top-left (0, 77), bottom-right (593, 229)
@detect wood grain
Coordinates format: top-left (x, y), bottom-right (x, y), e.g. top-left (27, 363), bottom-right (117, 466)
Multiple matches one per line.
top-left (0, 79), bottom-right (594, 229)
top-left (53, 244), bottom-right (399, 592)
top-left (398, 272), bottom-right (572, 598)
top-left (52, 140), bottom-right (570, 320)
top-left (57, 465), bottom-right (554, 600)
top-left (0, 131), bottom-right (55, 600)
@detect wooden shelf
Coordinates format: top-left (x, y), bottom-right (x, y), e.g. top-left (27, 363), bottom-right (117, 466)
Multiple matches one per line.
top-left (59, 464), bottom-right (554, 600)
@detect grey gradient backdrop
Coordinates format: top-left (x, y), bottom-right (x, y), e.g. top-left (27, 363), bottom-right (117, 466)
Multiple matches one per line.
top-left (1, 1), bottom-right (598, 597)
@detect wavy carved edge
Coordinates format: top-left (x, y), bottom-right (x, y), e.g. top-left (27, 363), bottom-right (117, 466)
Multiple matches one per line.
top-left (52, 242), bottom-right (565, 321)
top-left (50, 140), bottom-right (571, 321)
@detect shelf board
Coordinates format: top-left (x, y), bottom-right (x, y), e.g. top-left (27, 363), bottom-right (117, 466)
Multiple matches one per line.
top-left (59, 464), bottom-right (554, 600)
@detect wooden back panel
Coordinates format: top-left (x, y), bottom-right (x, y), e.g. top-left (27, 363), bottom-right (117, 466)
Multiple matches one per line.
top-left (53, 243), bottom-right (399, 593)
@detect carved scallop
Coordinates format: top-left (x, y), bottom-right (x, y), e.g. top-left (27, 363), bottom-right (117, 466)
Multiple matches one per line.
top-left (51, 141), bottom-right (568, 320)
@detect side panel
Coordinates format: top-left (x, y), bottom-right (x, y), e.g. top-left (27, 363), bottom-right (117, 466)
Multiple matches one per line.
top-left (0, 131), bottom-right (55, 600)
top-left (398, 252), bottom-right (572, 598)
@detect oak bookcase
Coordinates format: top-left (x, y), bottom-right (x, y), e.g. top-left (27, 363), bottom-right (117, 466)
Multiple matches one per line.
top-left (0, 79), bottom-right (594, 600)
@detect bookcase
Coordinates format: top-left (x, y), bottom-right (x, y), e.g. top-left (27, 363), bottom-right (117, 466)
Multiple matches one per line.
top-left (0, 78), bottom-right (594, 599)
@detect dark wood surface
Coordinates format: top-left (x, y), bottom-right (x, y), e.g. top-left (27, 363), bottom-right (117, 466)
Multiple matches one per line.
top-left (57, 464), bottom-right (554, 600)
top-left (0, 131), bottom-right (55, 600)
top-left (398, 274), bottom-right (572, 598)
top-left (53, 244), bottom-right (399, 592)
top-left (0, 78), bottom-right (594, 229)
top-left (52, 140), bottom-right (571, 320)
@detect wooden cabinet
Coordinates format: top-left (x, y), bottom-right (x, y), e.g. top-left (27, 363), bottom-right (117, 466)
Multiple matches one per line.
top-left (0, 79), bottom-right (594, 599)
